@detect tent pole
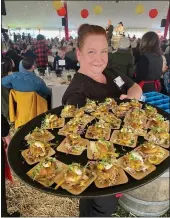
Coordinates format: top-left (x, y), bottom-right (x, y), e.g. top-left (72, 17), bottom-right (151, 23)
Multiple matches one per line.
top-left (64, 1), bottom-right (69, 41)
top-left (164, 7), bottom-right (170, 39)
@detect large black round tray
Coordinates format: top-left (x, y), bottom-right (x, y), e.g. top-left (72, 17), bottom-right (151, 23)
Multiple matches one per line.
top-left (7, 100), bottom-right (170, 198)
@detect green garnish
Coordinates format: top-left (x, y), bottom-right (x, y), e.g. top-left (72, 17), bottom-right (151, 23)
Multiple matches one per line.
top-left (86, 99), bottom-right (96, 104)
top-left (130, 140), bottom-right (135, 145)
top-left (129, 153), bottom-right (138, 160)
top-left (156, 114), bottom-right (164, 121)
top-left (151, 126), bottom-right (164, 133)
top-left (99, 158), bottom-right (112, 165)
top-left (68, 163), bottom-right (81, 171)
top-left (102, 140), bottom-right (111, 148)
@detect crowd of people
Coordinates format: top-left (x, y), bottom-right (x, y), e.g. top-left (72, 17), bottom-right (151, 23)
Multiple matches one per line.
top-left (1, 28), bottom-right (170, 126)
top-left (1, 24), bottom-right (170, 217)
top-left (2, 32), bottom-right (78, 74)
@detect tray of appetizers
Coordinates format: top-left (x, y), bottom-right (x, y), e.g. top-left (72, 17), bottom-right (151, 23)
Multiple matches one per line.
top-left (7, 98), bottom-right (170, 197)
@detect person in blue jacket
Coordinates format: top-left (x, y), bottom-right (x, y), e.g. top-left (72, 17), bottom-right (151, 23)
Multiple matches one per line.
top-left (2, 57), bottom-right (51, 100)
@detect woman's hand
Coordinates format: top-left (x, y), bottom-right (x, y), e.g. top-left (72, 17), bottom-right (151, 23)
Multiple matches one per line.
top-left (126, 83), bottom-right (142, 100)
top-left (119, 94), bottom-right (133, 100)
top-left (120, 83), bottom-right (142, 100)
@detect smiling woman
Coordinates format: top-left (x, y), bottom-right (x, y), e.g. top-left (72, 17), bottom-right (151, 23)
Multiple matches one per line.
top-left (62, 24), bottom-right (142, 217)
top-left (62, 24), bottom-right (142, 107)
top-left (77, 24), bottom-right (108, 80)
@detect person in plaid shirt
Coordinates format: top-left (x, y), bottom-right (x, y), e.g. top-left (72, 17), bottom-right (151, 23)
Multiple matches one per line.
top-left (34, 34), bottom-right (49, 75)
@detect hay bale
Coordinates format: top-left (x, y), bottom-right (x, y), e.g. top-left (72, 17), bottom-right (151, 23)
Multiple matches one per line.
top-left (6, 175), bottom-right (79, 217)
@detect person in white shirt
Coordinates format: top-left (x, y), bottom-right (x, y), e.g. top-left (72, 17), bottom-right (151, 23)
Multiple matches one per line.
top-left (115, 22), bottom-right (124, 35)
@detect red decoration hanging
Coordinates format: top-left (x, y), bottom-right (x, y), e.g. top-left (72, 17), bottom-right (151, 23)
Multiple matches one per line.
top-left (57, 7), bottom-right (66, 16)
top-left (149, 9), bottom-right (158, 18)
top-left (81, 9), bottom-right (89, 18)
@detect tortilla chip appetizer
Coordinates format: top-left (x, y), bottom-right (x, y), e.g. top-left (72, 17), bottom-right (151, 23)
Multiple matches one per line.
top-left (118, 151), bottom-right (156, 180)
top-left (22, 140), bottom-right (55, 165)
top-left (27, 158), bottom-right (67, 187)
top-left (91, 110), bottom-right (102, 119)
top-left (91, 112), bottom-right (121, 129)
top-left (74, 108), bottom-right (85, 118)
top-left (85, 120), bottom-right (111, 140)
top-left (124, 110), bottom-right (147, 136)
top-left (41, 114), bottom-right (65, 129)
top-left (84, 99), bottom-right (97, 113)
top-left (110, 128), bottom-right (138, 147)
top-left (58, 122), bottom-right (81, 136)
top-left (124, 123), bottom-right (147, 136)
top-left (78, 114), bottom-right (95, 126)
top-left (144, 127), bottom-right (170, 148)
top-left (124, 108), bottom-right (146, 123)
top-left (61, 105), bottom-right (77, 118)
top-left (58, 117), bottom-right (83, 136)
top-left (146, 114), bottom-right (169, 132)
top-left (57, 134), bottom-right (89, 155)
top-left (58, 115), bottom-right (94, 136)
top-left (87, 139), bottom-right (119, 160)
top-left (144, 105), bottom-right (158, 120)
top-left (113, 102), bottom-right (131, 117)
top-left (99, 98), bottom-right (117, 110)
top-left (94, 159), bottom-right (128, 188)
top-left (25, 127), bottom-right (55, 142)
top-left (95, 104), bottom-right (109, 113)
top-left (130, 99), bottom-right (142, 109)
top-left (135, 142), bottom-right (169, 165)
top-left (54, 163), bottom-right (97, 195)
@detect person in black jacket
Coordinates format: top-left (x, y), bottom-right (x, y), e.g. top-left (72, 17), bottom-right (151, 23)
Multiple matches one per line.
top-left (106, 20), bottom-right (114, 46)
top-left (22, 32), bottom-right (25, 41)
top-left (1, 57), bottom-right (14, 119)
top-left (132, 41), bottom-right (141, 65)
top-left (6, 44), bottom-right (23, 72)
top-left (21, 45), bottom-right (36, 60)
top-left (135, 31), bottom-right (163, 93)
top-left (14, 44), bottom-right (21, 55)
top-left (65, 47), bottom-right (78, 70)
top-left (28, 33), bottom-right (32, 44)
top-left (53, 47), bottom-right (66, 75)
top-left (13, 32), bottom-right (17, 43)
top-left (1, 114), bottom-right (20, 217)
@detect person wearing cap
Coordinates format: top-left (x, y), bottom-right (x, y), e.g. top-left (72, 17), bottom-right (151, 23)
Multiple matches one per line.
top-left (108, 37), bottom-right (134, 78)
top-left (106, 20), bottom-right (114, 46)
top-left (115, 22), bottom-right (124, 36)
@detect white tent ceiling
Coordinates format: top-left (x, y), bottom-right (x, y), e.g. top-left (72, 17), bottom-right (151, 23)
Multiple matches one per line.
top-left (2, 1), bottom-right (169, 30)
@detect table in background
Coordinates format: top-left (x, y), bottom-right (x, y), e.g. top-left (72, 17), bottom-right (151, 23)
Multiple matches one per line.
top-left (48, 84), bottom-right (68, 108)
top-left (35, 69), bottom-right (75, 108)
top-left (42, 72), bottom-right (72, 109)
